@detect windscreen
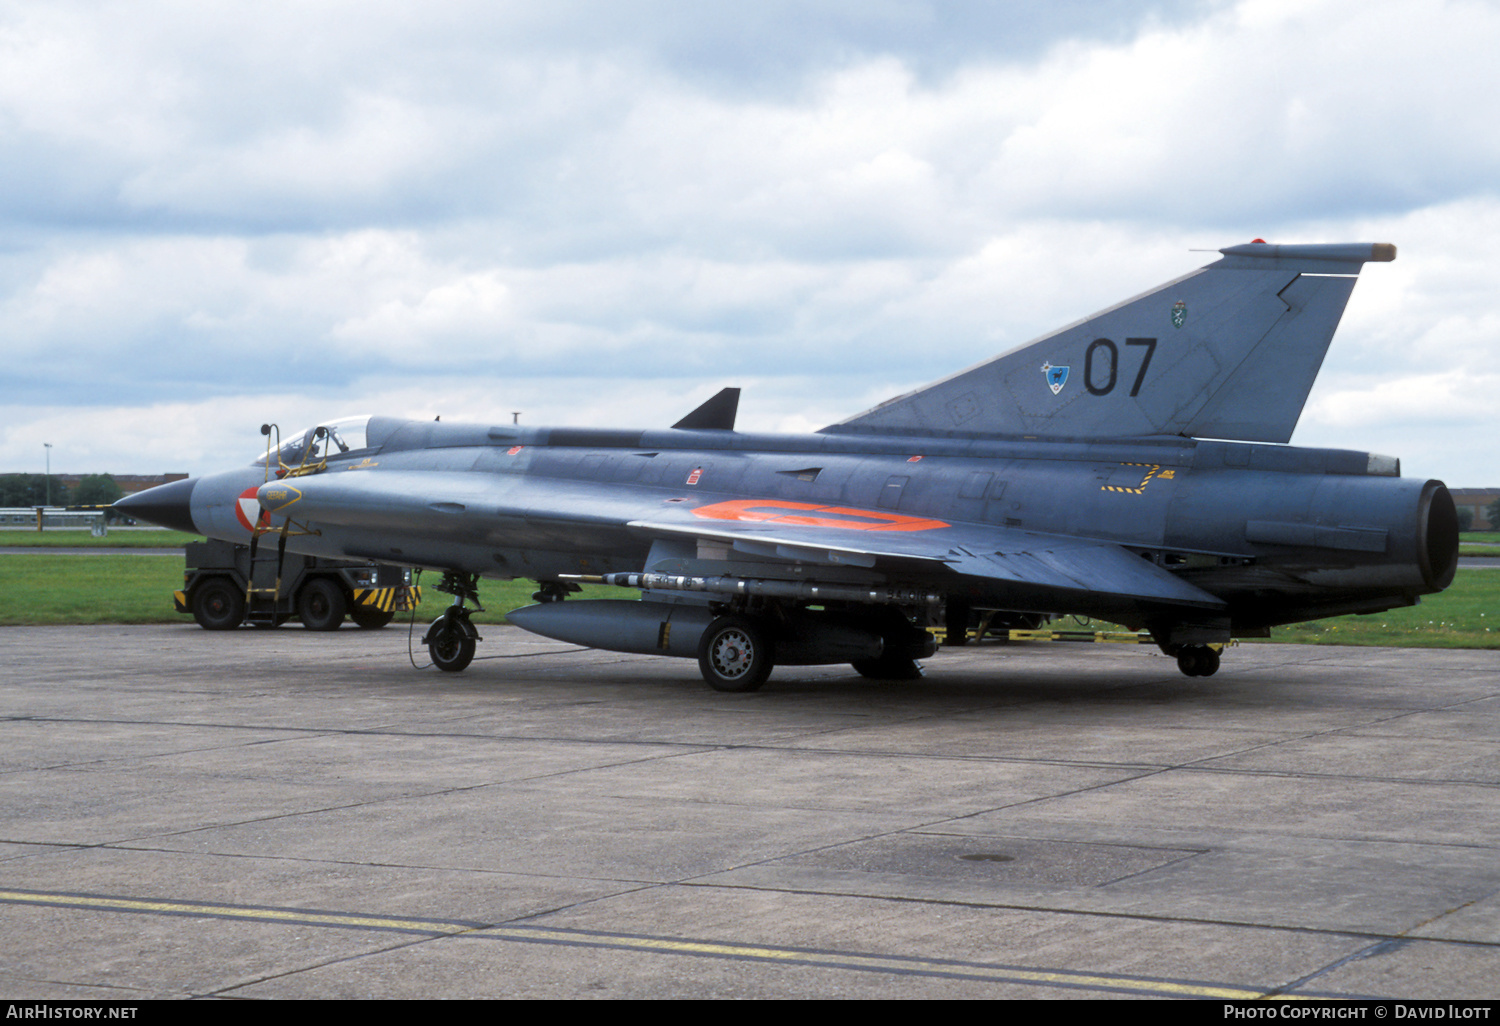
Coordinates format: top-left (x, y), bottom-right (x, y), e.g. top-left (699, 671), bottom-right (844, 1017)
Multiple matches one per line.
top-left (254, 416), bottom-right (374, 468)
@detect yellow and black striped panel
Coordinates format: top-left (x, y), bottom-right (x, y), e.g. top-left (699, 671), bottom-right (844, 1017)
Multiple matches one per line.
top-left (352, 587), bottom-right (395, 612)
top-left (352, 587), bottom-right (421, 612)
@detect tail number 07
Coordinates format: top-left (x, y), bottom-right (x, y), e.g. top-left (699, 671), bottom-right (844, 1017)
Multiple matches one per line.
top-left (1085, 338), bottom-right (1157, 397)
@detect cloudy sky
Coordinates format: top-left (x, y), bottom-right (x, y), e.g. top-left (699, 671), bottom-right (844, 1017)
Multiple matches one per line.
top-left (3, 0), bottom-right (1497, 485)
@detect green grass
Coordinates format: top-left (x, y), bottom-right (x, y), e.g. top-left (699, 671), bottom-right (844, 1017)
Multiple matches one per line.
top-left (0, 555), bottom-right (189, 624)
top-left (0, 529), bottom-right (204, 548)
top-left (1459, 530), bottom-right (1500, 557)
top-left (1252, 569), bottom-right (1500, 648)
top-left (1, 554), bottom-right (1495, 646)
top-left (0, 554), bottom-right (619, 626)
top-left (2, 558), bottom-right (1500, 645)
top-left (1076, 573), bottom-right (1499, 649)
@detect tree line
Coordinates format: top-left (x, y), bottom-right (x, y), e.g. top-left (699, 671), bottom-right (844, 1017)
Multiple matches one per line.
top-left (0, 474), bottom-right (123, 508)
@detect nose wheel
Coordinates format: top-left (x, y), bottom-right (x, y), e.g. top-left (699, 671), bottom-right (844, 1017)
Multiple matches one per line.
top-left (425, 609), bottom-right (478, 672)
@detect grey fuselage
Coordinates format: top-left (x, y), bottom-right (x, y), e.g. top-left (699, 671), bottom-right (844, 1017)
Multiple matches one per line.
top-left (178, 415), bottom-right (1457, 637)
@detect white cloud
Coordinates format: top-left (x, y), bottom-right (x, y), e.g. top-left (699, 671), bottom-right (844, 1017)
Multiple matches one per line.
top-left (333, 270), bottom-right (518, 356)
top-left (2, 0), bottom-right (1499, 490)
top-left (1306, 370), bottom-right (1500, 430)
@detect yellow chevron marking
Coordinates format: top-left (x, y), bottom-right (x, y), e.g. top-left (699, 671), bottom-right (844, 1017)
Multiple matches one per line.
top-left (1100, 462), bottom-right (1163, 495)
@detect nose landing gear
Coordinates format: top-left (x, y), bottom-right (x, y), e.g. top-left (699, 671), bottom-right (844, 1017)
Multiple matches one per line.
top-left (423, 571), bottom-right (484, 673)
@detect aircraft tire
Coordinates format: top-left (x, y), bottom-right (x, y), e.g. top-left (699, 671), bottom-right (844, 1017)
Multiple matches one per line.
top-left (427, 617), bottom-right (476, 673)
top-left (1176, 647), bottom-right (1200, 675)
top-left (350, 608), bottom-right (396, 629)
top-left (297, 578), bottom-right (347, 631)
top-left (1199, 647), bottom-right (1221, 676)
top-left (192, 578), bottom-right (245, 631)
top-left (1176, 645), bottom-right (1221, 677)
top-left (697, 616), bottom-right (773, 692)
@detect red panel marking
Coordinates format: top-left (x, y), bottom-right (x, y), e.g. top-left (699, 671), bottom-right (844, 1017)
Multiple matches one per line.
top-left (233, 485), bottom-right (270, 532)
top-left (692, 499), bottom-right (948, 533)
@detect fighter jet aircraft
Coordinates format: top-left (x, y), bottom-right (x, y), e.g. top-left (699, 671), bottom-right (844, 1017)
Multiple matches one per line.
top-left (117, 241), bottom-right (1459, 689)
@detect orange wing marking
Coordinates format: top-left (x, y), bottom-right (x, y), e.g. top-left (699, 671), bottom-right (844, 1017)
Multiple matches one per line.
top-left (692, 499), bottom-right (948, 533)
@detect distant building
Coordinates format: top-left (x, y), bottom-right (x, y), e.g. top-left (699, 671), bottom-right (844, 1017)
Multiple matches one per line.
top-left (1450, 488), bottom-right (1500, 531)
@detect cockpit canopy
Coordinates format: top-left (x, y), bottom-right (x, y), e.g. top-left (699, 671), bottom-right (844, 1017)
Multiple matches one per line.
top-left (254, 416), bottom-right (374, 469)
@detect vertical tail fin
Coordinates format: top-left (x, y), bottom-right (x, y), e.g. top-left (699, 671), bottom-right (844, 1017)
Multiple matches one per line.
top-left (824, 242), bottom-right (1395, 443)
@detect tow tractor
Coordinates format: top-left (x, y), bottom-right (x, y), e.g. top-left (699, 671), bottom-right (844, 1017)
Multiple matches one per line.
top-left (177, 538), bottom-right (420, 631)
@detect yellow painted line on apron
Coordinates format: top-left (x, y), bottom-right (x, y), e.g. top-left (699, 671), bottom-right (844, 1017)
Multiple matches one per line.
top-left (0, 888), bottom-right (478, 935)
top-left (477, 925), bottom-right (1274, 997)
top-left (0, 887), bottom-right (1278, 998)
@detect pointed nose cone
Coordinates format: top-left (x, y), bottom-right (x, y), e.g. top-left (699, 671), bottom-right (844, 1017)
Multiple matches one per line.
top-left (114, 478), bottom-right (199, 534)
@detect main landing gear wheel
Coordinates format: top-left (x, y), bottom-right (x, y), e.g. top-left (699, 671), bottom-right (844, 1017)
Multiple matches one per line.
top-left (297, 578), bottom-right (347, 631)
top-left (427, 614), bottom-right (477, 673)
top-left (192, 579), bottom-right (245, 631)
top-left (697, 616), bottom-right (773, 692)
top-left (1176, 645), bottom-right (1221, 677)
top-left (350, 607), bottom-right (395, 629)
